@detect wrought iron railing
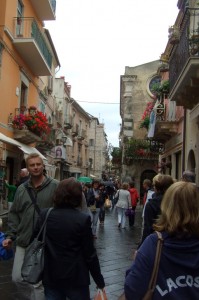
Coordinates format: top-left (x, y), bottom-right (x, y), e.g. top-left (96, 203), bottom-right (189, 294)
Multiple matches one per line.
top-left (50, 0), bottom-right (56, 14)
top-left (169, 8), bottom-right (199, 92)
top-left (169, 12), bottom-right (190, 91)
top-left (13, 17), bottom-right (52, 69)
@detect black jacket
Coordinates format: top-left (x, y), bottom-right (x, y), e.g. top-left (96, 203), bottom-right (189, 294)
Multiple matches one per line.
top-left (35, 208), bottom-right (105, 289)
top-left (141, 193), bottom-right (163, 244)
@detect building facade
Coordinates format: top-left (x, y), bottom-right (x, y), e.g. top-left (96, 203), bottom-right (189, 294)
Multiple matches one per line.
top-left (0, 0), bottom-right (58, 198)
top-left (120, 61), bottom-right (161, 194)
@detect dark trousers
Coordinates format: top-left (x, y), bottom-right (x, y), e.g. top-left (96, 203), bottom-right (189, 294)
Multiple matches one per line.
top-left (44, 285), bottom-right (90, 300)
top-left (99, 205), bottom-right (105, 222)
top-left (128, 207), bottom-right (136, 227)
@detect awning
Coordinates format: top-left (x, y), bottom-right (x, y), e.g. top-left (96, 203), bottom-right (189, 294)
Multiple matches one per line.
top-left (0, 133), bottom-right (47, 161)
top-left (65, 136), bottom-right (73, 147)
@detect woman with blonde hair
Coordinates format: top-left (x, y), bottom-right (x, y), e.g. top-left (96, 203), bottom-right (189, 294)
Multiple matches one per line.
top-left (115, 182), bottom-right (131, 229)
top-left (124, 181), bottom-right (199, 299)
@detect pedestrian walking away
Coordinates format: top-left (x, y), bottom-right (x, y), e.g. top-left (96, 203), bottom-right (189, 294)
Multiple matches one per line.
top-left (87, 180), bottom-right (101, 238)
top-left (32, 178), bottom-right (105, 300)
top-left (128, 181), bottom-right (139, 227)
top-left (124, 181), bottom-right (199, 300)
top-left (115, 182), bottom-right (131, 229)
top-left (140, 174), bottom-right (174, 246)
top-left (2, 153), bottom-right (59, 300)
top-left (98, 183), bottom-right (108, 225)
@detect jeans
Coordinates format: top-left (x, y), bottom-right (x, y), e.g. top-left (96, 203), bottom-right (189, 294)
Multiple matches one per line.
top-left (91, 208), bottom-right (100, 235)
top-left (117, 207), bottom-right (127, 228)
top-left (12, 246), bottom-right (45, 300)
top-left (44, 285), bottom-right (90, 300)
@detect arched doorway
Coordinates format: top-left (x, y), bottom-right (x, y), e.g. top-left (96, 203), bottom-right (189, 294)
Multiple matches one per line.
top-left (187, 150), bottom-right (196, 173)
top-left (140, 169), bottom-right (157, 200)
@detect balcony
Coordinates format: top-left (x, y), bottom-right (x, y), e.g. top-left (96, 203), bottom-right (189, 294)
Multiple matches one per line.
top-left (29, 0), bottom-right (56, 21)
top-left (72, 124), bottom-right (79, 137)
top-left (77, 157), bottom-right (83, 167)
top-left (63, 115), bottom-right (72, 129)
top-left (77, 129), bottom-right (86, 140)
top-left (12, 18), bottom-right (52, 76)
top-left (153, 101), bottom-right (178, 141)
top-left (10, 108), bottom-right (50, 144)
top-left (13, 129), bottom-right (42, 144)
top-left (169, 8), bottom-right (199, 109)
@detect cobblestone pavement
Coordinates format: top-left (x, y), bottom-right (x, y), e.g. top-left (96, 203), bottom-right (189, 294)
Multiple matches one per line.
top-left (0, 206), bottom-right (142, 300)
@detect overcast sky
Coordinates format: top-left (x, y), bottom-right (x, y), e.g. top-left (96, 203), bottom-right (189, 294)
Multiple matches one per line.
top-left (45, 0), bottom-right (179, 147)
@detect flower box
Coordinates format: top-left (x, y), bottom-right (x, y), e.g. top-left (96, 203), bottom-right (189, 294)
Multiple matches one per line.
top-left (13, 129), bottom-right (42, 144)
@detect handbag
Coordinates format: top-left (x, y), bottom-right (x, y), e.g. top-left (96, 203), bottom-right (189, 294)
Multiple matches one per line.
top-left (142, 231), bottom-right (163, 300)
top-left (118, 231), bottom-right (163, 300)
top-left (94, 288), bottom-right (108, 300)
top-left (104, 197), bottom-right (111, 209)
top-left (21, 207), bottom-right (53, 284)
top-left (125, 208), bottom-right (135, 217)
top-left (89, 204), bottom-right (97, 213)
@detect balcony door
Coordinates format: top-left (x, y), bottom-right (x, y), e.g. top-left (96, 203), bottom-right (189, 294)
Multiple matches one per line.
top-left (16, 0), bottom-right (24, 36)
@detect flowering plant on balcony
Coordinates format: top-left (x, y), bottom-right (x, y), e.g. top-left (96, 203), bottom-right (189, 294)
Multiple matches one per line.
top-left (12, 110), bottom-right (50, 139)
top-left (124, 138), bottom-right (158, 164)
top-left (139, 101), bottom-right (155, 130)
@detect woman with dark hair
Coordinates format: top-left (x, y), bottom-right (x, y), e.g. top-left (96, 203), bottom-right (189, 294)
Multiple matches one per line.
top-left (124, 181), bottom-right (199, 299)
top-left (34, 177), bottom-right (105, 300)
top-left (140, 174), bottom-right (174, 245)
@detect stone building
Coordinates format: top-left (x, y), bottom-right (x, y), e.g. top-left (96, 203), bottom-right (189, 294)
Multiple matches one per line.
top-left (88, 117), bottom-right (108, 179)
top-left (120, 61), bottom-right (161, 195)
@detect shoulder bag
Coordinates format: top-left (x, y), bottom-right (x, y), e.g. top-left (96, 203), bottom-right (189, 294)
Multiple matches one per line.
top-left (104, 196), bottom-right (111, 209)
top-left (118, 231), bottom-right (163, 300)
top-left (24, 182), bottom-right (40, 215)
top-left (21, 207), bottom-right (53, 284)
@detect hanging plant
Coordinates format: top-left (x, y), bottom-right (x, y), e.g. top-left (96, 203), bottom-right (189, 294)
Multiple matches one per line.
top-left (150, 80), bottom-right (170, 97)
top-left (139, 101), bottom-right (155, 130)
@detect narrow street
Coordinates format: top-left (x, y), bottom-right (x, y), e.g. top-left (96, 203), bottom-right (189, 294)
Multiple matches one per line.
top-left (0, 206), bottom-right (142, 300)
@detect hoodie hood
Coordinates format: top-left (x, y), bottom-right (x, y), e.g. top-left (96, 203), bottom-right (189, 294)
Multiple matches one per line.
top-left (161, 232), bottom-right (199, 269)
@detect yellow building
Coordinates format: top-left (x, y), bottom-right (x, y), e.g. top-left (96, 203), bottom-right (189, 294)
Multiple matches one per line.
top-left (0, 0), bottom-right (57, 197)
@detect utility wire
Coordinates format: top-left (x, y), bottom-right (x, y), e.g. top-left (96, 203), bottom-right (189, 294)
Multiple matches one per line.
top-left (76, 100), bottom-right (119, 104)
top-left (54, 96), bottom-right (119, 104)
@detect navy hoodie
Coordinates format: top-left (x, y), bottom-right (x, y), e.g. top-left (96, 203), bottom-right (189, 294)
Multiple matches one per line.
top-left (125, 232), bottom-right (199, 299)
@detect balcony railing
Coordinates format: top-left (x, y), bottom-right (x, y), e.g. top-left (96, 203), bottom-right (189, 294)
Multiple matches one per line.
top-left (63, 115), bottom-right (72, 129)
top-left (29, 0), bottom-right (56, 21)
top-left (77, 129), bottom-right (86, 140)
top-left (12, 17), bottom-right (52, 75)
top-left (72, 124), bottom-right (79, 137)
top-left (169, 15), bottom-right (190, 92)
top-left (169, 8), bottom-right (199, 108)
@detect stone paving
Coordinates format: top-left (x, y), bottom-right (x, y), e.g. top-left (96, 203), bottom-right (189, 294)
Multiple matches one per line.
top-left (0, 206), bottom-right (142, 300)
top-left (90, 206), bottom-right (142, 299)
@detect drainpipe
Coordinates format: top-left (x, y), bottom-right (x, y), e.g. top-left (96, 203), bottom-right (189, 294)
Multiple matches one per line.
top-left (182, 108), bottom-right (186, 173)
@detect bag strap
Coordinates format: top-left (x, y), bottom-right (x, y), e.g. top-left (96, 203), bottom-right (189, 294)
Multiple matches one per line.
top-left (37, 207), bottom-right (53, 241)
top-left (24, 183), bottom-right (40, 215)
top-left (147, 231), bottom-right (163, 291)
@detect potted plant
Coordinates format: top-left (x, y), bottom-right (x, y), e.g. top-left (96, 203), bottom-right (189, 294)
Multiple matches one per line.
top-left (168, 25), bottom-right (180, 45)
top-left (12, 110), bottom-right (50, 139)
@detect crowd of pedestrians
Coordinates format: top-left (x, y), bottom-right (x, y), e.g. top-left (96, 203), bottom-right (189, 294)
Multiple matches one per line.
top-left (1, 154), bottom-right (199, 300)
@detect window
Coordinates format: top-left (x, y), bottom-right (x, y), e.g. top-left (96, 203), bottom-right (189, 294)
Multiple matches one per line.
top-left (0, 42), bottom-right (4, 78)
top-left (89, 139), bottom-right (94, 146)
top-left (20, 72), bottom-right (29, 111)
top-left (20, 82), bottom-right (28, 109)
top-left (16, 1), bottom-right (24, 36)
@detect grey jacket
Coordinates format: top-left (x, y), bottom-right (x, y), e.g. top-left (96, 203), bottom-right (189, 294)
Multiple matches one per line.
top-left (5, 176), bottom-right (59, 247)
top-left (115, 189), bottom-right (131, 209)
